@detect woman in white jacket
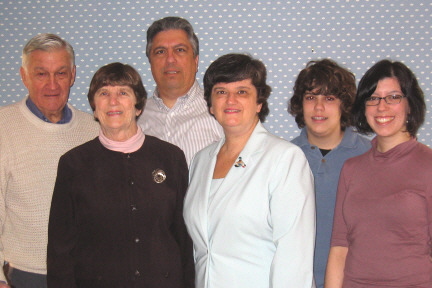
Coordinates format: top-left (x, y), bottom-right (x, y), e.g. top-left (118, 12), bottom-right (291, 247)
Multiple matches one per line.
top-left (183, 53), bottom-right (316, 288)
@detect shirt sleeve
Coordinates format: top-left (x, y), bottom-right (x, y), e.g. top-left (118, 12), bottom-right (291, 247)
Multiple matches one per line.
top-left (46, 155), bottom-right (78, 288)
top-left (269, 147), bottom-right (316, 288)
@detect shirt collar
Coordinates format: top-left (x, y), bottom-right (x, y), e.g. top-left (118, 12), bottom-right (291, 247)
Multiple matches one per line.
top-left (338, 126), bottom-right (362, 149)
top-left (294, 128), bottom-right (312, 148)
top-left (26, 97), bottom-right (72, 124)
top-left (152, 80), bottom-right (200, 111)
top-left (295, 126), bottom-right (360, 149)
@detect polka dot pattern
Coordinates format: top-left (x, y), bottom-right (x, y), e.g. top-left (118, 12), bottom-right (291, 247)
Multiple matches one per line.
top-left (1, 0), bottom-right (431, 145)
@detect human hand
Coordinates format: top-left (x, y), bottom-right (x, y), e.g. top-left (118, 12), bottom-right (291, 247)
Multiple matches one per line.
top-left (0, 283), bottom-right (10, 288)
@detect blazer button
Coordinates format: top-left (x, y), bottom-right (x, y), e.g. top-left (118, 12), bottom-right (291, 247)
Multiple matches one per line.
top-left (164, 272), bottom-right (170, 278)
top-left (135, 270), bottom-right (141, 277)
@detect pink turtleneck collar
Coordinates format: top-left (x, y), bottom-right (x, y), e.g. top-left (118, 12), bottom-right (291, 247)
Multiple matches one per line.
top-left (98, 127), bottom-right (145, 153)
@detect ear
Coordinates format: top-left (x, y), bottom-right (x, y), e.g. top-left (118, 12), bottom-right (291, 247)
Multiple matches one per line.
top-left (93, 108), bottom-right (99, 121)
top-left (256, 103), bottom-right (262, 113)
top-left (194, 55), bottom-right (199, 73)
top-left (209, 105), bottom-right (214, 115)
top-left (20, 67), bottom-right (29, 89)
top-left (70, 65), bottom-right (76, 87)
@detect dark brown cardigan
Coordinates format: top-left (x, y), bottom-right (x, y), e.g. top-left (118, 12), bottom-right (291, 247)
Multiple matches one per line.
top-left (47, 136), bottom-right (194, 288)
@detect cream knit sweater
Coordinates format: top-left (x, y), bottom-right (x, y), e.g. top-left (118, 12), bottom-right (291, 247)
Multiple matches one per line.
top-left (0, 97), bottom-right (99, 281)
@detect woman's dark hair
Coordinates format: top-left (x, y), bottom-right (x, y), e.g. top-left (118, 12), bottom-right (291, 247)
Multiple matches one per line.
top-left (203, 53), bottom-right (271, 122)
top-left (288, 59), bottom-right (356, 130)
top-left (352, 59), bottom-right (425, 137)
top-left (87, 62), bottom-right (147, 119)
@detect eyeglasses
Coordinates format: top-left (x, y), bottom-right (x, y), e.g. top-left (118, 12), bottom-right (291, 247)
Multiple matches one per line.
top-left (365, 94), bottom-right (406, 106)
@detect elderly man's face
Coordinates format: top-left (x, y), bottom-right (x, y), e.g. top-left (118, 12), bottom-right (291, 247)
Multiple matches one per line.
top-left (20, 48), bottom-right (75, 123)
top-left (149, 29), bottom-right (198, 102)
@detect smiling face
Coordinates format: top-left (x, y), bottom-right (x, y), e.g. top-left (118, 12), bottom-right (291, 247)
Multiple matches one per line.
top-left (365, 77), bottom-right (411, 148)
top-left (209, 79), bottom-right (262, 135)
top-left (149, 29), bottom-right (198, 104)
top-left (302, 90), bottom-right (343, 146)
top-left (93, 85), bottom-right (142, 141)
top-left (20, 48), bottom-right (76, 123)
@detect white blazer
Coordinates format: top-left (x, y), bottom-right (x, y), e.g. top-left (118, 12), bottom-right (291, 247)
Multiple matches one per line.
top-left (184, 122), bottom-right (316, 288)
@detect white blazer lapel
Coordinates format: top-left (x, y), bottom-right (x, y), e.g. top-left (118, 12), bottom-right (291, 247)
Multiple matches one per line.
top-left (208, 123), bottom-right (267, 212)
top-left (188, 140), bottom-right (221, 244)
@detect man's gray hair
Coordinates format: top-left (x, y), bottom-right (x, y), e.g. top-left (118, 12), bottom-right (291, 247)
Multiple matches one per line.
top-left (146, 17), bottom-right (199, 59)
top-left (22, 33), bottom-right (75, 69)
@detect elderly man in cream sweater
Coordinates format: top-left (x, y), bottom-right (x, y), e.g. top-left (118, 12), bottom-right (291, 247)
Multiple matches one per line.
top-left (0, 33), bottom-right (98, 288)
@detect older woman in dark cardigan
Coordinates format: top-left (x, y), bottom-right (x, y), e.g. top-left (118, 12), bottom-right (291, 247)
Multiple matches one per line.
top-left (47, 62), bottom-right (194, 288)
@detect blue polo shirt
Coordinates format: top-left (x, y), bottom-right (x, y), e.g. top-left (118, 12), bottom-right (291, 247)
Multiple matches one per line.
top-left (26, 97), bottom-right (72, 124)
top-left (291, 126), bottom-right (371, 288)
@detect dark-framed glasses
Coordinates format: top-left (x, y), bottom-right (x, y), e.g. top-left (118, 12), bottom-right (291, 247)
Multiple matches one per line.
top-left (365, 94), bottom-right (406, 106)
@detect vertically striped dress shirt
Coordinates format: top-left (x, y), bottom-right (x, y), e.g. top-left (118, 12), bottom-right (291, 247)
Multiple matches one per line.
top-left (138, 81), bottom-right (223, 165)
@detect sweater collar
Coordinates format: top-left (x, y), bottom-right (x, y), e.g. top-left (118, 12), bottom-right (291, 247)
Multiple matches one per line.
top-left (371, 136), bottom-right (417, 161)
top-left (26, 96), bottom-right (72, 124)
top-left (98, 126), bottom-right (145, 153)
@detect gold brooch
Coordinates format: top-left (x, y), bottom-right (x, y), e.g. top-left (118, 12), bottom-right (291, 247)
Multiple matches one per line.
top-left (152, 169), bottom-right (166, 183)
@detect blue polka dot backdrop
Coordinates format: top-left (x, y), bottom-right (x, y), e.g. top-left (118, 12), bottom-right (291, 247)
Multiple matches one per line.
top-left (1, 0), bottom-right (431, 145)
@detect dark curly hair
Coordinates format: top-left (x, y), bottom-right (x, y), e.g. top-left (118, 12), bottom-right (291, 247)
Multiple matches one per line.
top-left (203, 53), bottom-right (271, 122)
top-left (288, 59), bottom-right (356, 130)
top-left (352, 59), bottom-right (425, 137)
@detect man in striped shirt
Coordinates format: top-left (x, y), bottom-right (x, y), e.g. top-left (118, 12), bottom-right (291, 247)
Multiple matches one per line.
top-left (138, 17), bottom-right (223, 165)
